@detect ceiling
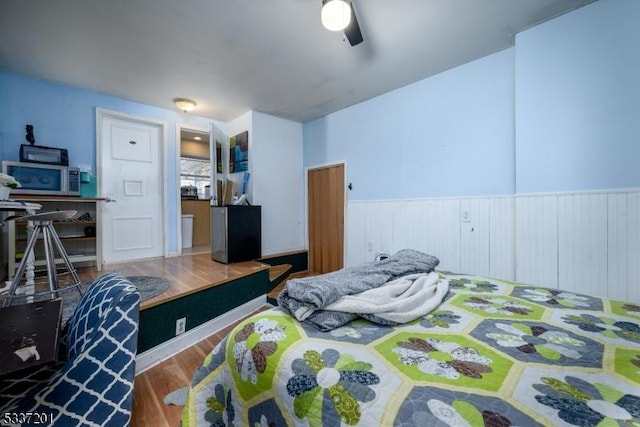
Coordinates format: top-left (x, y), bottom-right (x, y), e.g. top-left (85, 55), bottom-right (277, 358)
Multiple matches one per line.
top-left (0, 0), bottom-right (597, 123)
top-left (181, 129), bottom-right (210, 145)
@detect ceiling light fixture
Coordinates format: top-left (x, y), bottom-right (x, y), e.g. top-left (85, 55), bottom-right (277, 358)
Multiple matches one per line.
top-left (321, 0), bottom-right (351, 32)
top-left (174, 98), bottom-right (197, 112)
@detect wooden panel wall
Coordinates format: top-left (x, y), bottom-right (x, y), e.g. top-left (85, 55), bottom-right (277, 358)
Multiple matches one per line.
top-left (607, 192), bottom-right (640, 302)
top-left (489, 197), bottom-right (515, 280)
top-left (346, 190), bottom-right (640, 302)
top-left (557, 194), bottom-right (608, 298)
top-left (408, 199), bottom-right (461, 274)
top-left (460, 198), bottom-right (490, 277)
top-left (514, 195), bottom-right (558, 289)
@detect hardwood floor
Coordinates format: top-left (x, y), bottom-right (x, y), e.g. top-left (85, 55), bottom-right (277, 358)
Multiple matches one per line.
top-left (130, 310), bottom-right (263, 427)
top-left (75, 253), bottom-right (269, 310)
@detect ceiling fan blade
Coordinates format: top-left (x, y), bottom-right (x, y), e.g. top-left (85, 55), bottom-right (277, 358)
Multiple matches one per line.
top-left (344, 2), bottom-right (363, 46)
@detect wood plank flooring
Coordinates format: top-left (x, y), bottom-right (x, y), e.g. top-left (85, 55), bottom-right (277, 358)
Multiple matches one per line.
top-left (131, 313), bottom-right (261, 427)
top-left (75, 253), bottom-right (269, 309)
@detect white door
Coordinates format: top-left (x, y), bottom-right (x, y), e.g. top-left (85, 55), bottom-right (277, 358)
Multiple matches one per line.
top-left (99, 112), bottom-right (164, 264)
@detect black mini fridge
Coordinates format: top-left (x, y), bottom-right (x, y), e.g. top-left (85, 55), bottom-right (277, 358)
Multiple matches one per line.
top-left (211, 205), bottom-right (261, 263)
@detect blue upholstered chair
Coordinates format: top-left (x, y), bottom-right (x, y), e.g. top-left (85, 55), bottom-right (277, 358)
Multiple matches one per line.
top-left (0, 272), bottom-right (140, 426)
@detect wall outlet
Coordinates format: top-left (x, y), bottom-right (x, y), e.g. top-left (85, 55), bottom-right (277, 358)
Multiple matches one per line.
top-left (175, 317), bottom-right (186, 335)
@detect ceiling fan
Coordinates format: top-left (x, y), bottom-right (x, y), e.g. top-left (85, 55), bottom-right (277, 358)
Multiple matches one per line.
top-left (321, 0), bottom-right (363, 46)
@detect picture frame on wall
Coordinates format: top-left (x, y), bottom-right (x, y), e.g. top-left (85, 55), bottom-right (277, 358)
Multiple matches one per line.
top-left (216, 140), bottom-right (223, 174)
top-left (229, 131), bottom-right (248, 173)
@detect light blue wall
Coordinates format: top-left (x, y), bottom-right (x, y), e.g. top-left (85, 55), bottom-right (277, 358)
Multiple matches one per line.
top-left (304, 0), bottom-right (640, 199)
top-left (0, 70), bottom-right (226, 252)
top-left (515, 0), bottom-right (640, 193)
top-left (251, 111), bottom-right (305, 254)
top-left (304, 48), bottom-right (516, 200)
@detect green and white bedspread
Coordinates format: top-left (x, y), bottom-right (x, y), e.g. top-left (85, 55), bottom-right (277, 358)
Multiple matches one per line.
top-left (181, 272), bottom-right (640, 426)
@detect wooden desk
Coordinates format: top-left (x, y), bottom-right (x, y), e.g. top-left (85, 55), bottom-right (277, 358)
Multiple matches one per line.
top-left (6, 196), bottom-right (103, 274)
top-left (0, 299), bottom-right (62, 375)
top-left (0, 200), bottom-right (41, 217)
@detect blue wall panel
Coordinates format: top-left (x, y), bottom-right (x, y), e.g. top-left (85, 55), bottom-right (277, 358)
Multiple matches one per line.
top-left (304, 48), bottom-right (516, 200)
top-left (515, 0), bottom-right (640, 193)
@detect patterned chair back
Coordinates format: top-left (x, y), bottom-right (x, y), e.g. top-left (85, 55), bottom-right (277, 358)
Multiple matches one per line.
top-left (64, 272), bottom-right (139, 360)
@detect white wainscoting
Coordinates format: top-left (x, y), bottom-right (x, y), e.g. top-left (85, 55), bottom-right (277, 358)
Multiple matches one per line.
top-left (346, 189), bottom-right (640, 302)
top-left (514, 195), bottom-right (558, 289)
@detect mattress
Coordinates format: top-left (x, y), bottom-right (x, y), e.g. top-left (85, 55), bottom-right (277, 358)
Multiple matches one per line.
top-left (181, 272), bottom-right (640, 426)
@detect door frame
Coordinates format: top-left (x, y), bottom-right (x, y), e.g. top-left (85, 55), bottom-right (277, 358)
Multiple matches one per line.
top-left (305, 160), bottom-right (348, 269)
top-left (96, 108), bottom-right (169, 260)
top-left (175, 122), bottom-right (214, 254)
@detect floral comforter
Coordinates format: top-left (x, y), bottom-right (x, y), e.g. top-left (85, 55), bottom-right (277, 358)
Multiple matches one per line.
top-left (181, 273), bottom-right (640, 426)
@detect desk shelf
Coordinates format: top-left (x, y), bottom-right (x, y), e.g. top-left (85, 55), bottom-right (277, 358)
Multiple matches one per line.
top-left (30, 255), bottom-right (97, 268)
top-left (4, 198), bottom-right (102, 278)
top-left (15, 220), bottom-right (97, 225)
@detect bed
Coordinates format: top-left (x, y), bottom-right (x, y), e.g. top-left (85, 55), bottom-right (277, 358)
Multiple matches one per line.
top-left (181, 262), bottom-right (640, 426)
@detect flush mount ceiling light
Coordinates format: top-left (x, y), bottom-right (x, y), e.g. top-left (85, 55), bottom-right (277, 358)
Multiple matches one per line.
top-left (321, 0), bottom-right (351, 31)
top-left (174, 98), bottom-right (196, 112)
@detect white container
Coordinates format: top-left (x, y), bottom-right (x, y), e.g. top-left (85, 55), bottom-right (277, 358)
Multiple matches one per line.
top-left (181, 214), bottom-right (194, 248)
top-left (0, 186), bottom-right (10, 200)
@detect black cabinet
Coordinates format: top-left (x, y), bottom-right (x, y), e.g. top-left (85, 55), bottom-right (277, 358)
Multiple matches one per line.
top-left (211, 205), bottom-right (261, 263)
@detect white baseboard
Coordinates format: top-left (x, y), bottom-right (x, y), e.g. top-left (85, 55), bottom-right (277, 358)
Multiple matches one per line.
top-left (135, 295), bottom-right (267, 375)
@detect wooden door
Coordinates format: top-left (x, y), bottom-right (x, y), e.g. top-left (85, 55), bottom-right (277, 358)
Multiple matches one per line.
top-left (99, 113), bottom-right (164, 264)
top-left (308, 164), bottom-right (345, 273)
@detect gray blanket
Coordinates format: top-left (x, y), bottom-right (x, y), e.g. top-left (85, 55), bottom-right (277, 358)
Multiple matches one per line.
top-left (276, 249), bottom-right (440, 330)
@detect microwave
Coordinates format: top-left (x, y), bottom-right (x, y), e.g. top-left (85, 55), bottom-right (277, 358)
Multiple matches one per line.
top-left (2, 161), bottom-right (80, 196)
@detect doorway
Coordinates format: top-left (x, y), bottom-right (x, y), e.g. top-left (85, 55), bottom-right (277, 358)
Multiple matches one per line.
top-left (178, 125), bottom-right (214, 254)
top-left (307, 163), bottom-right (345, 273)
top-left (97, 109), bottom-right (167, 264)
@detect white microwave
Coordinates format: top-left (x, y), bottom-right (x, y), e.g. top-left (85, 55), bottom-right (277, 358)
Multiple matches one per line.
top-left (2, 161), bottom-right (80, 196)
